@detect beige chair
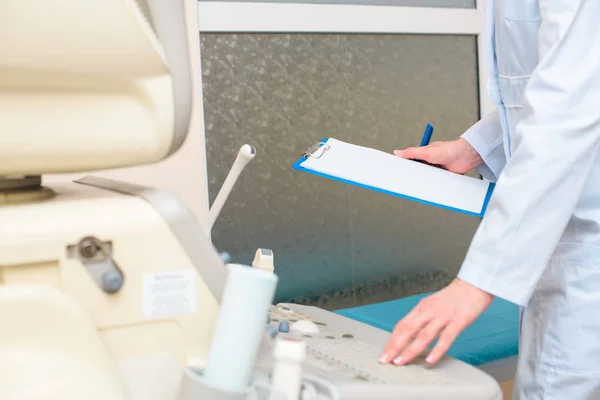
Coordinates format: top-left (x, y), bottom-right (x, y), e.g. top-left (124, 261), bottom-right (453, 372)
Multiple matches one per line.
top-left (0, 1), bottom-right (223, 399)
top-left (0, 285), bottom-right (130, 400)
top-left (0, 0), bottom-right (193, 176)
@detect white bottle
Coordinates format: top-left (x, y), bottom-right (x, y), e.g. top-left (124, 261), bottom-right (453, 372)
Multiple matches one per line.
top-left (271, 337), bottom-right (306, 400)
top-left (203, 264), bottom-right (278, 392)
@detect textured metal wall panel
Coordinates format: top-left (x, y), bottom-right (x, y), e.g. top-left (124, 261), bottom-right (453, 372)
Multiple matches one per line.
top-left (201, 33), bottom-right (481, 309)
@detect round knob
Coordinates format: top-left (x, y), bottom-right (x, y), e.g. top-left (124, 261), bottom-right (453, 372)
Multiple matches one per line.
top-left (266, 325), bottom-right (278, 338)
top-left (219, 252), bottom-right (231, 264)
top-left (278, 321), bottom-right (290, 333)
top-left (275, 305), bottom-right (294, 316)
top-left (102, 270), bottom-right (124, 293)
top-left (291, 320), bottom-right (320, 334)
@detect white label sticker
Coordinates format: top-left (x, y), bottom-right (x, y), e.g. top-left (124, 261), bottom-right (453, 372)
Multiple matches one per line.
top-left (143, 270), bottom-right (196, 319)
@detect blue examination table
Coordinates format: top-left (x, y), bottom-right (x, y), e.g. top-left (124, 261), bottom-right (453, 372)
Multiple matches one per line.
top-left (335, 292), bottom-right (519, 381)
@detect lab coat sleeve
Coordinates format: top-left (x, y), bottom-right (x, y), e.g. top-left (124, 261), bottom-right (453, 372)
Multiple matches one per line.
top-left (458, 0), bottom-right (600, 307)
top-left (461, 108), bottom-right (505, 182)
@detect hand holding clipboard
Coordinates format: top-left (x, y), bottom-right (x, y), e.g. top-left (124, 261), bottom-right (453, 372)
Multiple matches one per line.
top-left (394, 124), bottom-right (484, 175)
top-left (293, 127), bottom-right (494, 218)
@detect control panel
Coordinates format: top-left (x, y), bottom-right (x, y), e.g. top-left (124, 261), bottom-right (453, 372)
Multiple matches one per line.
top-left (257, 303), bottom-right (503, 400)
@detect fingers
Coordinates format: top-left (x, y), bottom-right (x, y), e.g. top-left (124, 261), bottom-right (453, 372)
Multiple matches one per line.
top-left (379, 308), bottom-right (431, 364)
top-left (425, 321), bottom-right (463, 364)
top-left (378, 280), bottom-right (491, 368)
top-left (394, 146), bottom-right (430, 161)
top-left (378, 296), bottom-right (462, 367)
top-left (393, 318), bottom-right (446, 366)
top-left (380, 315), bottom-right (453, 366)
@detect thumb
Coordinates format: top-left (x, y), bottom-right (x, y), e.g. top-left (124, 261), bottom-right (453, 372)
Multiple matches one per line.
top-left (394, 146), bottom-right (430, 161)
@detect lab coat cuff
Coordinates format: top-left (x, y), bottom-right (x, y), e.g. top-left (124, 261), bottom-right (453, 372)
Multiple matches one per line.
top-left (457, 266), bottom-right (528, 307)
top-left (474, 163), bottom-right (497, 183)
top-left (460, 110), bottom-right (506, 182)
top-left (461, 132), bottom-right (505, 182)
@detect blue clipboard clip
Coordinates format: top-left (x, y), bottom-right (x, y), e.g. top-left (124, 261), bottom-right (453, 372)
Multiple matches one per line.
top-left (303, 141), bottom-right (331, 159)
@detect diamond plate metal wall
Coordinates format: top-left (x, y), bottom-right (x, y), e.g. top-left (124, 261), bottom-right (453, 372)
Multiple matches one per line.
top-left (200, 33), bottom-right (481, 309)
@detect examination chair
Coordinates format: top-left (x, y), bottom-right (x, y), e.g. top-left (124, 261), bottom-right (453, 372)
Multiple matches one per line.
top-left (0, 1), bottom-right (220, 399)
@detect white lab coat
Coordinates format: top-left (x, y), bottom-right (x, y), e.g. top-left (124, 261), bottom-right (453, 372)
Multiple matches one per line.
top-left (458, 0), bottom-right (600, 398)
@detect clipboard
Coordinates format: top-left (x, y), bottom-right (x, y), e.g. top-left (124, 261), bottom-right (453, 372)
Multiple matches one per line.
top-left (293, 138), bottom-right (495, 218)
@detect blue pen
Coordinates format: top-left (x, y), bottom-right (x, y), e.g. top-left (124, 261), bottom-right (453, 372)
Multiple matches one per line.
top-left (420, 124), bottom-right (434, 147)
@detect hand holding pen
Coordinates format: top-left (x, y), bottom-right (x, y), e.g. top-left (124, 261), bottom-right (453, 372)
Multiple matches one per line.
top-left (393, 124), bottom-right (483, 175)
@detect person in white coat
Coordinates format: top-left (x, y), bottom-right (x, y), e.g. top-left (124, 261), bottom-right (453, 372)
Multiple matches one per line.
top-left (378, 0), bottom-right (600, 398)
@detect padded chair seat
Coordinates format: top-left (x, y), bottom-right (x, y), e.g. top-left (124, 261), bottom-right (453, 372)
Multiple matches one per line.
top-left (335, 292), bottom-right (519, 366)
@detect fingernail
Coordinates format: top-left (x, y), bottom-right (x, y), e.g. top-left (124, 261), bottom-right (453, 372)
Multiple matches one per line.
top-left (393, 356), bottom-right (403, 365)
top-left (378, 353), bottom-right (390, 364)
top-left (426, 355), bottom-right (434, 364)
top-left (393, 150), bottom-right (401, 156)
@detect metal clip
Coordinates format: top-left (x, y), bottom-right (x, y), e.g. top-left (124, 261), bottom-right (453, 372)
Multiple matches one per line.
top-left (302, 141), bottom-right (330, 159)
top-left (67, 236), bottom-right (124, 294)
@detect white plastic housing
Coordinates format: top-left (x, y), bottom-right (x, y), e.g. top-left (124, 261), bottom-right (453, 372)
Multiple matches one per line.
top-left (0, 0), bottom-right (191, 175)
